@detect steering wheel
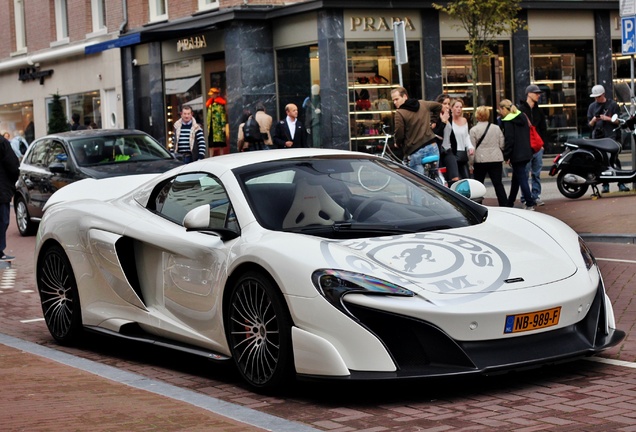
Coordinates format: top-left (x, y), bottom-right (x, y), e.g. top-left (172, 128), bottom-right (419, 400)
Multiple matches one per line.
top-left (353, 195), bottom-right (393, 221)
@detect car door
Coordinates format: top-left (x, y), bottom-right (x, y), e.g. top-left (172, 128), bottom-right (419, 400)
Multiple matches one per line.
top-left (18, 139), bottom-right (52, 218)
top-left (46, 139), bottom-right (80, 199)
top-left (130, 172), bottom-right (239, 345)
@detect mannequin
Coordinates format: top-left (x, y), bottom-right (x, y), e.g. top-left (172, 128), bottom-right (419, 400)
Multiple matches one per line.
top-left (206, 87), bottom-right (228, 157)
top-left (302, 84), bottom-right (321, 148)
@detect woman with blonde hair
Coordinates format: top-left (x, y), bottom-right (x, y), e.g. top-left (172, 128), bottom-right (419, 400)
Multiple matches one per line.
top-left (469, 106), bottom-right (507, 206)
top-left (442, 98), bottom-right (474, 180)
top-left (498, 99), bottom-right (536, 209)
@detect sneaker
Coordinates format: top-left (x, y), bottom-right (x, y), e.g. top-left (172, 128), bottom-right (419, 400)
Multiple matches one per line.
top-left (0, 253), bottom-right (15, 262)
top-left (535, 199), bottom-right (545, 206)
top-left (602, 185), bottom-right (610, 193)
top-left (619, 184), bottom-right (630, 192)
top-left (524, 205), bottom-right (536, 211)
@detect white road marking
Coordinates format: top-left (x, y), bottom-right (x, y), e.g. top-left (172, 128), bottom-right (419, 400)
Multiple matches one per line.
top-left (21, 318), bottom-right (45, 324)
top-left (597, 257), bottom-right (636, 264)
top-left (586, 356), bottom-right (636, 369)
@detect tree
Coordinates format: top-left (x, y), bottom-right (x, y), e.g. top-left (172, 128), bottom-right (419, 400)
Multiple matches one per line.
top-left (48, 92), bottom-right (69, 133)
top-left (434, 0), bottom-right (524, 113)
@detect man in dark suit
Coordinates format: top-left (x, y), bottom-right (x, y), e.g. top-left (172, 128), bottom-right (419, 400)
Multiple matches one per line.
top-left (273, 103), bottom-right (308, 148)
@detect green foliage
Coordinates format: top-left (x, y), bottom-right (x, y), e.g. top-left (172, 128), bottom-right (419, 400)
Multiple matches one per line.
top-left (434, 0), bottom-right (525, 110)
top-left (48, 92), bottom-right (69, 134)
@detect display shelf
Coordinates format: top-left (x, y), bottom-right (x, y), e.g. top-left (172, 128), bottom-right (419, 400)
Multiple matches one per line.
top-left (441, 54), bottom-right (505, 109)
top-left (531, 54), bottom-right (577, 153)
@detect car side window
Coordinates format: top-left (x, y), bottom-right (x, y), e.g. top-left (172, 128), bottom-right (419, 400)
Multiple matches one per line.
top-left (152, 173), bottom-right (237, 231)
top-left (28, 140), bottom-right (50, 167)
top-left (44, 141), bottom-right (67, 167)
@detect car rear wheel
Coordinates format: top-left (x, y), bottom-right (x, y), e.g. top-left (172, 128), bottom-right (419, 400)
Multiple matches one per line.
top-left (14, 197), bottom-right (37, 236)
top-left (37, 244), bottom-right (83, 344)
top-left (226, 271), bottom-right (293, 389)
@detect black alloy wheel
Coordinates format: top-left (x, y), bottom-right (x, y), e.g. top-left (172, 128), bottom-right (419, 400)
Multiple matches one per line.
top-left (37, 244), bottom-right (83, 344)
top-left (226, 271), bottom-right (293, 389)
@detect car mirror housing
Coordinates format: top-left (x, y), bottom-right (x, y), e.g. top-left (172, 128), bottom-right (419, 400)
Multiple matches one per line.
top-left (48, 162), bottom-right (68, 173)
top-left (183, 204), bottom-right (239, 240)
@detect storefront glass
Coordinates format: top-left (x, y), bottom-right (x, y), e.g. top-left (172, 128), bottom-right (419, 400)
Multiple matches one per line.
top-left (441, 41), bottom-right (511, 114)
top-left (0, 101), bottom-right (34, 143)
top-left (530, 40), bottom-right (593, 154)
top-left (45, 91), bottom-right (102, 132)
top-left (276, 45), bottom-right (321, 147)
top-left (164, 58), bottom-right (204, 150)
top-left (347, 40), bottom-right (421, 153)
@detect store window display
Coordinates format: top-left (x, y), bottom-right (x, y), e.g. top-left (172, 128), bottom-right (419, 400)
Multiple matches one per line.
top-left (303, 84), bottom-right (322, 148)
top-left (206, 87), bottom-right (228, 157)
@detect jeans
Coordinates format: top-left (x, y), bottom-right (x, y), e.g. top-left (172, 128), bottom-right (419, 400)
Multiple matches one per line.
top-left (508, 161), bottom-right (536, 207)
top-left (524, 148), bottom-right (543, 201)
top-left (0, 202), bottom-right (10, 253)
top-left (409, 143), bottom-right (439, 175)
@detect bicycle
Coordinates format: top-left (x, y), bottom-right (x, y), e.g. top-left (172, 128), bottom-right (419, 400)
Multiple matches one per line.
top-left (357, 125), bottom-right (402, 192)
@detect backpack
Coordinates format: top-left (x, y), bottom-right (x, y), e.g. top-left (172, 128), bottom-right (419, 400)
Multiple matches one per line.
top-left (243, 116), bottom-right (261, 143)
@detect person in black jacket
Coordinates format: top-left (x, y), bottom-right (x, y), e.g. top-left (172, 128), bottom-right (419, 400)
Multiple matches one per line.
top-left (0, 136), bottom-right (20, 261)
top-left (498, 99), bottom-right (536, 210)
top-left (518, 84), bottom-right (548, 206)
top-left (272, 103), bottom-right (308, 149)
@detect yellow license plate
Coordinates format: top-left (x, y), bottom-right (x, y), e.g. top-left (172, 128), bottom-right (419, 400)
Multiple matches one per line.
top-left (504, 307), bottom-right (561, 334)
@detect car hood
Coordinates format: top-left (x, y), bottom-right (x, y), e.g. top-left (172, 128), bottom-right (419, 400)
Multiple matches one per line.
top-left (319, 212), bottom-right (577, 295)
top-left (77, 159), bottom-right (182, 178)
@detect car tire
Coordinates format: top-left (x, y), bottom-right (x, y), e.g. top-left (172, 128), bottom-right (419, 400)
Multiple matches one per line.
top-left (556, 170), bottom-right (589, 199)
top-left (225, 271), bottom-right (294, 390)
top-left (14, 197), bottom-right (37, 236)
top-left (37, 244), bottom-right (83, 344)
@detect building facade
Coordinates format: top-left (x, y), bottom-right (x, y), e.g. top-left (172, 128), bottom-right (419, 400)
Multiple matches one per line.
top-left (0, 0), bottom-right (627, 156)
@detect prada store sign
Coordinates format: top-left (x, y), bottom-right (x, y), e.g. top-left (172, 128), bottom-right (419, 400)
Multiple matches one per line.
top-left (344, 11), bottom-right (420, 39)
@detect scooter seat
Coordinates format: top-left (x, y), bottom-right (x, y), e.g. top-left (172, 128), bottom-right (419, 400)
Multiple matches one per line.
top-left (421, 154), bottom-right (440, 164)
top-left (568, 138), bottom-right (621, 154)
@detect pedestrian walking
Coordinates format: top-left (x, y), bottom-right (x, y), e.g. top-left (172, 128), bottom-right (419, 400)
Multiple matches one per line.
top-left (173, 104), bottom-right (206, 163)
top-left (518, 84), bottom-right (548, 206)
top-left (498, 99), bottom-right (536, 210)
top-left (0, 135), bottom-right (20, 261)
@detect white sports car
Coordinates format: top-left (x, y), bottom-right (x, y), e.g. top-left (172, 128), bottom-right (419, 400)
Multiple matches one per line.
top-left (35, 148), bottom-right (624, 389)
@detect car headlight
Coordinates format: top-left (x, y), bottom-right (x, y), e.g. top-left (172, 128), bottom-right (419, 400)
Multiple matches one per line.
top-left (312, 269), bottom-right (414, 314)
top-left (579, 237), bottom-right (596, 270)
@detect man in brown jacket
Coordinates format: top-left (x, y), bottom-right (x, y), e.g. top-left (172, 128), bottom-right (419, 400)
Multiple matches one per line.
top-left (391, 87), bottom-right (442, 174)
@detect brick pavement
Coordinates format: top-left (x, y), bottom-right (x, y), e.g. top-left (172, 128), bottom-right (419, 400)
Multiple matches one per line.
top-left (1, 193), bottom-right (636, 431)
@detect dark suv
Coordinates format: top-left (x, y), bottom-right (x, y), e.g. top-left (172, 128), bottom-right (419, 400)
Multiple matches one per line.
top-left (14, 129), bottom-right (182, 236)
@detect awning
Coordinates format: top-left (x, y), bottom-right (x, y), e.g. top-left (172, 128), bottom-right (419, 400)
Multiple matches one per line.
top-left (184, 96), bottom-right (204, 111)
top-left (84, 33), bottom-right (141, 55)
top-left (165, 76), bottom-right (201, 95)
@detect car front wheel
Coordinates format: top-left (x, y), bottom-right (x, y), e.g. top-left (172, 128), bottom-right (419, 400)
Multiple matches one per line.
top-left (14, 197), bottom-right (37, 236)
top-left (226, 271), bottom-right (294, 390)
top-left (37, 244), bottom-right (83, 344)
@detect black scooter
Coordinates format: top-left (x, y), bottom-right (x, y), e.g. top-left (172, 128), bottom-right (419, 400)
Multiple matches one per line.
top-left (548, 120), bottom-right (634, 198)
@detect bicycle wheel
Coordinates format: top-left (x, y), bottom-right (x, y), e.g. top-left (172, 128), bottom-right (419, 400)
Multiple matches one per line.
top-left (358, 165), bottom-right (391, 192)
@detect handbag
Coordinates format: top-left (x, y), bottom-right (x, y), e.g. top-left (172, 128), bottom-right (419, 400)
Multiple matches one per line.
top-left (455, 150), bottom-right (469, 163)
top-left (524, 114), bottom-right (544, 153)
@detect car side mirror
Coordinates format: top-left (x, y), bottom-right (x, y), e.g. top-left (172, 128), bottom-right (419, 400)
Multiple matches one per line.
top-left (450, 179), bottom-right (487, 202)
top-left (48, 162), bottom-right (68, 173)
top-left (183, 204), bottom-right (239, 240)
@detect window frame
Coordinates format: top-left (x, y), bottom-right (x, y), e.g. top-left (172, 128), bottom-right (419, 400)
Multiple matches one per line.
top-left (54, 0), bottom-right (69, 43)
top-left (149, 0), bottom-right (168, 23)
top-left (13, 0), bottom-right (27, 53)
top-left (198, 0), bottom-right (219, 12)
top-left (91, 0), bottom-right (106, 34)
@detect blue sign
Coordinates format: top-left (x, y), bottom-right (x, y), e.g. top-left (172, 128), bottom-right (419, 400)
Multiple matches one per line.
top-left (623, 16), bottom-right (636, 55)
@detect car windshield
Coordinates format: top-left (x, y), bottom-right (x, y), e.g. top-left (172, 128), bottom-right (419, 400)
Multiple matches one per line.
top-left (69, 134), bottom-right (173, 166)
top-left (235, 155), bottom-right (486, 238)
